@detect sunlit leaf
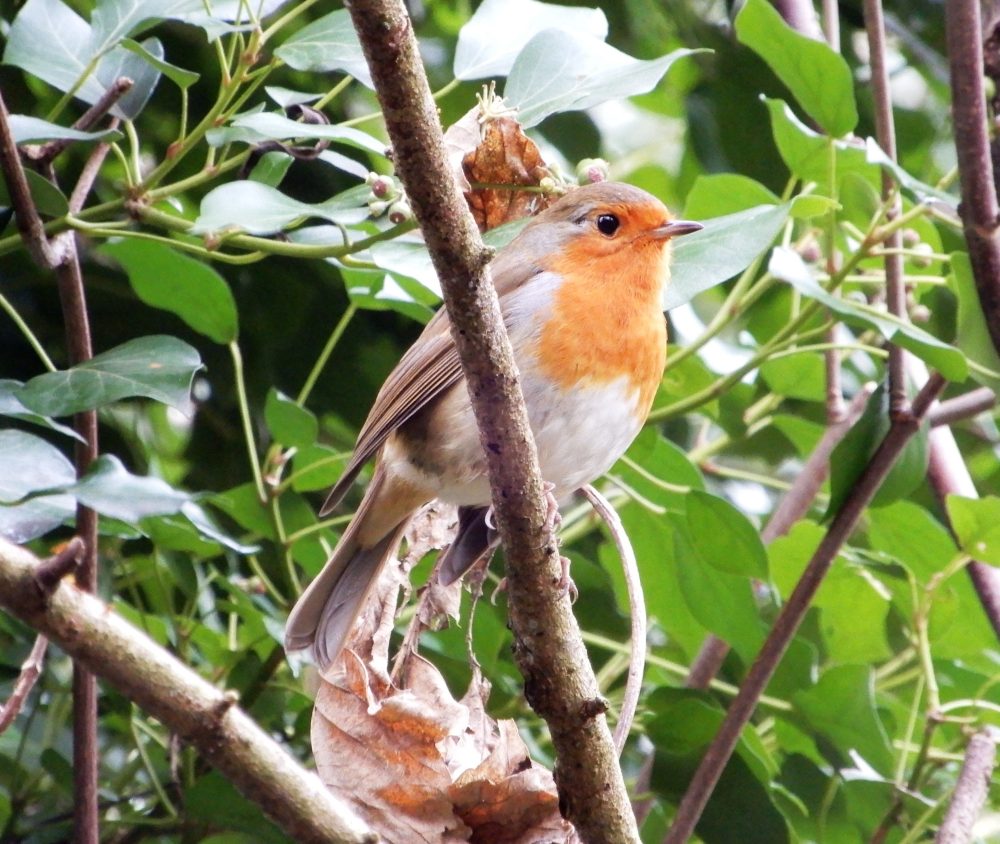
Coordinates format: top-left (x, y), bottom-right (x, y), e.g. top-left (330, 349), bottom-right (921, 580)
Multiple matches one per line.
top-left (265, 389), bottom-right (318, 449)
top-left (7, 115), bottom-right (120, 144)
top-left (454, 0), bottom-right (607, 80)
top-left (683, 173), bottom-right (780, 219)
top-left (736, 0), bottom-right (857, 136)
top-left (0, 380), bottom-right (84, 441)
top-left (683, 490), bottom-right (768, 578)
top-left (274, 8), bottom-right (372, 88)
top-left (504, 31), bottom-right (701, 128)
top-left (666, 204), bottom-right (789, 310)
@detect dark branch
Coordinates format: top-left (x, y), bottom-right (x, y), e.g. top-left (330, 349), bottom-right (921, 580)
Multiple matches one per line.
top-left (936, 728), bottom-right (998, 844)
top-left (666, 373), bottom-right (946, 844)
top-left (946, 0), bottom-right (1000, 358)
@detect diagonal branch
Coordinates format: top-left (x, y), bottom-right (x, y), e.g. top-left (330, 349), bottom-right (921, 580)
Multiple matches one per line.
top-left (946, 0), bottom-right (1000, 358)
top-left (0, 537), bottom-right (375, 844)
top-left (666, 372), bottom-right (946, 843)
top-left (344, 2), bottom-right (637, 841)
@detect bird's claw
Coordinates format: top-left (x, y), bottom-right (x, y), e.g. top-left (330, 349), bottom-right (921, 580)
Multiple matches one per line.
top-left (542, 481), bottom-right (562, 533)
top-left (555, 555), bottom-right (578, 603)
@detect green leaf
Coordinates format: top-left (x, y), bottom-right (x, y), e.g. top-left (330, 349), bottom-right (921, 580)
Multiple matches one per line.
top-left (264, 390), bottom-right (318, 449)
top-left (7, 115), bottom-right (120, 145)
top-left (248, 151), bottom-right (293, 187)
top-left (290, 444), bottom-right (349, 493)
top-left (945, 495), bottom-right (1000, 566)
top-left (504, 32), bottom-right (702, 128)
top-left (793, 665), bottom-right (894, 772)
top-left (121, 37), bottom-right (199, 89)
top-left (825, 383), bottom-right (929, 518)
top-left (69, 455), bottom-right (189, 521)
top-left (0, 494), bottom-right (75, 543)
top-left (4, 0), bottom-right (101, 100)
top-left (454, 0), bottom-right (607, 80)
top-left (274, 8), bottom-right (372, 88)
top-left (0, 430), bottom-right (75, 503)
top-left (666, 204), bottom-right (789, 310)
top-left (789, 194), bottom-right (840, 219)
top-left (15, 335), bottom-right (203, 416)
top-left (683, 490), bottom-right (768, 578)
top-left (0, 169), bottom-right (69, 218)
top-left (683, 174), bottom-right (780, 219)
top-left (673, 513), bottom-right (765, 663)
top-left (191, 182), bottom-right (370, 235)
top-left (100, 240), bottom-right (239, 344)
top-left (948, 252), bottom-right (1000, 387)
top-left (735, 0), bottom-right (857, 136)
top-left (864, 139), bottom-right (956, 205)
top-left (223, 112), bottom-right (386, 155)
top-left (0, 380), bottom-right (84, 441)
top-left (88, 0), bottom-right (204, 57)
top-left (763, 99), bottom-right (874, 189)
top-left (369, 238), bottom-right (443, 299)
top-left (760, 354), bottom-right (827, 402)
top-left (94, 36), bottom-right (163, 119)
top-left (770, 246), bottom-right (968, 381)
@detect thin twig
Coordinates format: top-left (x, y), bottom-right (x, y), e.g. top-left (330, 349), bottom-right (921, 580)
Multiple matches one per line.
top-left (928, 388), bottom-right (997, 427)
top-left (69, 120), bottom-right (120, 213)
top-left (28, 78), bottom-right (133, 166)
top-left (345, 3), bottom-right (637, 841)
top-left (582, 485), bottom-right (645, 756)
top-left (946, 0), bottom-right (1000, 358)
top-left (864, 0), bottom-right (908, 414)
top-left (0, 635), bottom-right (49, 735)
top-left (935, 728), bottom-right (998, 844)
top-left (0, 90), bottom-right (67, 268)
top-left (665, 372), bottom-right (947, 844)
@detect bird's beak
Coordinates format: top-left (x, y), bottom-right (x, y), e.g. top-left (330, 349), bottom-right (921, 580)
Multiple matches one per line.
top-left (652, 219), bottom-right (703, 240)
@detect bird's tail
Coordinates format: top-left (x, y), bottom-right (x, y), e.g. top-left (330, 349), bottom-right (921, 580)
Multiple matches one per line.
top-left (284, 469), bottom-right (414, 668)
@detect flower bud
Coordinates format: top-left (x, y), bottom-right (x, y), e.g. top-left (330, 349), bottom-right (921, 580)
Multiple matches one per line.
top-left (910, 242), bottom-right (934, 268)
top-left (576, 158), bottom-right (609, 184)
top-left (388, 198), bottom-right (412, 224)
top-left (368, 199), bottom-right (388, 217)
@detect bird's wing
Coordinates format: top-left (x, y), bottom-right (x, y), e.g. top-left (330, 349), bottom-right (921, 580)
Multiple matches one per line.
top-left (320, 309), bottom-right (461, 513)
top-left (320, 244), bottom-right (536, 516)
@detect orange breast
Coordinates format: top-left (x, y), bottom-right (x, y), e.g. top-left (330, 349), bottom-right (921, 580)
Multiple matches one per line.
top-left (536, 237), bottom-right (668, 419)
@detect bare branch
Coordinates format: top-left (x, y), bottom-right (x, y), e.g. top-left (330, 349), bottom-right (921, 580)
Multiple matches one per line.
top-left (0, 537), bottom-right (376, 844)
top-left (582, 485), bottom-right (645, 756)
top-left (863, 0), bottom-right (908, 413)
top-left (345, 2), bottom-right (637, 840)
top-left (27, 78), bottom-right (133, 166)
top-left (0, 635), bottom-right (48, 735)
top-left (946, 0), bottom-right (1000, 357)
top-left (665, 372), bottom-right (946, 844)
top-left (0, 90), bottom-right (68, 268)
top-left (928, 387), bottom-right (997, 427)
top-left (935, 728), bottom-right (998, 844)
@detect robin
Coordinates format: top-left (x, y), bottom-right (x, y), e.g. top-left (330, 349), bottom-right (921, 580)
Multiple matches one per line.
top-left (285, 181), bottom-right (702, 668)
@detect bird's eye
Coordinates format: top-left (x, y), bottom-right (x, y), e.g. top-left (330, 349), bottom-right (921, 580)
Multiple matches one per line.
top-left (596, 213), bottom-right (620, 236)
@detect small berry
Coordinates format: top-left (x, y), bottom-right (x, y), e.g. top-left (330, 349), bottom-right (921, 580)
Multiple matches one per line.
top-left (575, 158), bottom-right (609, 185)
top-left (910, 243), bottom-right (934, 268)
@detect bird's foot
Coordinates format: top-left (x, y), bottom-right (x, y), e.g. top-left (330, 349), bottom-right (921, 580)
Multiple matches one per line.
top-left (555, 554), bottom-right (578, 603)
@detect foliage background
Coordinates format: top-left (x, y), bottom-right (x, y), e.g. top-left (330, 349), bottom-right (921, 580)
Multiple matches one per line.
top-left (0, 0), bottom-right (998, 841)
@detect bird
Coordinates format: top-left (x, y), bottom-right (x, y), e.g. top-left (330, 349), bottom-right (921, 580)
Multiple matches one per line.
top-left (284, 181), bottom-right (702, 668)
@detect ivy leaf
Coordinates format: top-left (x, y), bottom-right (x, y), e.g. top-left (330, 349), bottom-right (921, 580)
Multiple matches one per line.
top-left (100, 239), bottom-right (239, 344)
top-left (15, 336), bottom-right (203, 416)
top-left (88, 0), bottom-right (204, 57)
top-left (736, 0), bottom-right (857, 136)
top-left (683, 491), bottom-right (768, 579)
top-left (0, 380), bottom-right (84, 441)
top-left (683, 174), bottom-right (780, 219)
top-left (264, 390), bottom-right (318, 449)
top-left (0, 430), bottom-right (75, 503)
top-left (69, 455), bottom-right (189, 521)
top-left (0, 494), bottom-right (76, 543)
top-left (273, 9), bottom-right (372, 88)
top-left (666, 204), bottom-right (789, 310)
top-left (225, 112), bottom-right (385, 155)
top-left (945, 495), bottom-right (1000, 566)
top-left (454, 0), bottom-right (607, 80)
top-left (504, 31), bottom-right (701, 128)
